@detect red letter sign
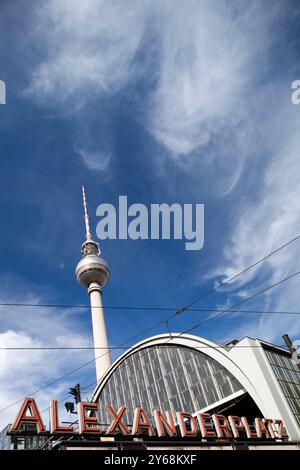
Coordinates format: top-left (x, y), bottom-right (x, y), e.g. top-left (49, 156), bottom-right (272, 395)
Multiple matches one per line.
top-left (11, 398), bottom-right (45, 433)
top-left (153, 410), bottom-right (177, 437)
top-left (212, 414), bottom-right (232, 438)
top-left (176, 412), bottom-right (198, 437)
top-left (132, 408), bottom-right (155, 436)
top-left (196, 413), bottom-right (216, 438)
top-left (78, 402), bottom-right (101, 434)
top-left (106, 405), bottom-right (130, 435)
top-left (50, 400), bottom-right (74, 433)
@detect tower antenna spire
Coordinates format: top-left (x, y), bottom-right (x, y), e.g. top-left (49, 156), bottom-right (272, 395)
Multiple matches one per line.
top-left (82, 185), bottom-right (92, 241)
top-left (77, 186), bottom-right (111, 382)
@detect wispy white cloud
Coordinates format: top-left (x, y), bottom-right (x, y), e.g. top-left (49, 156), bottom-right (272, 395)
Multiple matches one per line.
top-left (0, 330), bottom-right (70, 430)
top-left (217, 295), bottom-right (300, 346)
top-left (0, 276), bottom-right (94, 429)
top-left (74, 144), bottom-right (112, 172)
top-left (222, 106), bottom-right (300, 281)
top-left (20, 0), bottom-right (300, 346)
top-left (24, 0), bottom-right (279, 190)
top-left (25, 0), bottom-right (148, 106)
top-left (147, 1), bottom-right (271, 156)
top-left (209, 95), bottom-right (300, 343)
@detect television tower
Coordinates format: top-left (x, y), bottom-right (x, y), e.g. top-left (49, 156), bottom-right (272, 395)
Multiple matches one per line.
top-left (75, 186), bottom-right (111, 382)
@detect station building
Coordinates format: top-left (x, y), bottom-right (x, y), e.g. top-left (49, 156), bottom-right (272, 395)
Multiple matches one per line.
top-left (91, 333), bottom-right (300, 443)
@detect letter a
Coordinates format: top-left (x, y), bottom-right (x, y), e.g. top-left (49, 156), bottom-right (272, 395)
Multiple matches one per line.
top-left (11, 398), bottom-right (46, 433)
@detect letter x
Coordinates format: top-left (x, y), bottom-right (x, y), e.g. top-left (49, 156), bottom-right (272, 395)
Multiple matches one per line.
top-left (106, 405), bottom-right (130, 435)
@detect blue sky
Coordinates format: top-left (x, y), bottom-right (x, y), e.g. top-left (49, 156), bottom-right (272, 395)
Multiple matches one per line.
top-left (0, 0), bottom-right (300, 427)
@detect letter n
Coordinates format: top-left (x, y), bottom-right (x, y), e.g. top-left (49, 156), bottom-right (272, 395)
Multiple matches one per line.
top-left (153, 410), bottom-right (177, 437)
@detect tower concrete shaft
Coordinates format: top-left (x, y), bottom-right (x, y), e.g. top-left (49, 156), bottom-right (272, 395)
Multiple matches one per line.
top-left (88, 282), bottom-right (111, 382)
top-left (76, 186), bottom-right (111, 383)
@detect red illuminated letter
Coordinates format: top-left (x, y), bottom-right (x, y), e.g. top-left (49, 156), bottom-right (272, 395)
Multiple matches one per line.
top-left (176, 412), bottom-right (198, 437)
top-left (228, 415), bottom-right (245, 438)
top-left (254, 417), bottom-right (270, 438)
top-left (132, 408), bottom-right (155, 436)
top-left (272, 419), bottom-right (288, 439)
top-left (262, 419), bottom-right (276, 438)
top-left (50, 400), bottom-right (74, 433)
top-left (78, 402), bottom-right (101, 434)
top-left (196, 412), bottom-right (216, 438)
top-left (106, 405), bottom-right (130, 435)
top-left (153, 410), bottom-right (177, 437)
top-left (212, 414), bottom-right (232, 438)
top-left (11, 398), bottom-right (45, 433)
top-left (241, 416), bottom-right (257, 438)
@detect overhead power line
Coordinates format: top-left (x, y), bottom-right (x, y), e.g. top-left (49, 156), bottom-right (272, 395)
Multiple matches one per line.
top-left (171, 233), bottom-right (300, 317)
top-left (0, 344), bottom-right (281, 351)
top-left (179, 269), bottom-right (300, 336)
top-left (1, 307), bottom-right (300, 351)
top-left (1, 233), bottom-right (299, 415)
top-left (1, 303), bottom-right (300, 315)
top-left (1, 231), bottom-right (299, 312)
top-left (1, 268), bottom-right (298, 415)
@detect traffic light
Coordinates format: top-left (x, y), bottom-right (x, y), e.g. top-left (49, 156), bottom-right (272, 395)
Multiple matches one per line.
top-left (69, 383), bottom-right (81, 404)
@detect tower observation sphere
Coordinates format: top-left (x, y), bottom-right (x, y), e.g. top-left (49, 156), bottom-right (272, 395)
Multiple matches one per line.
top-left (76, 241), bottom-right (110, 289)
